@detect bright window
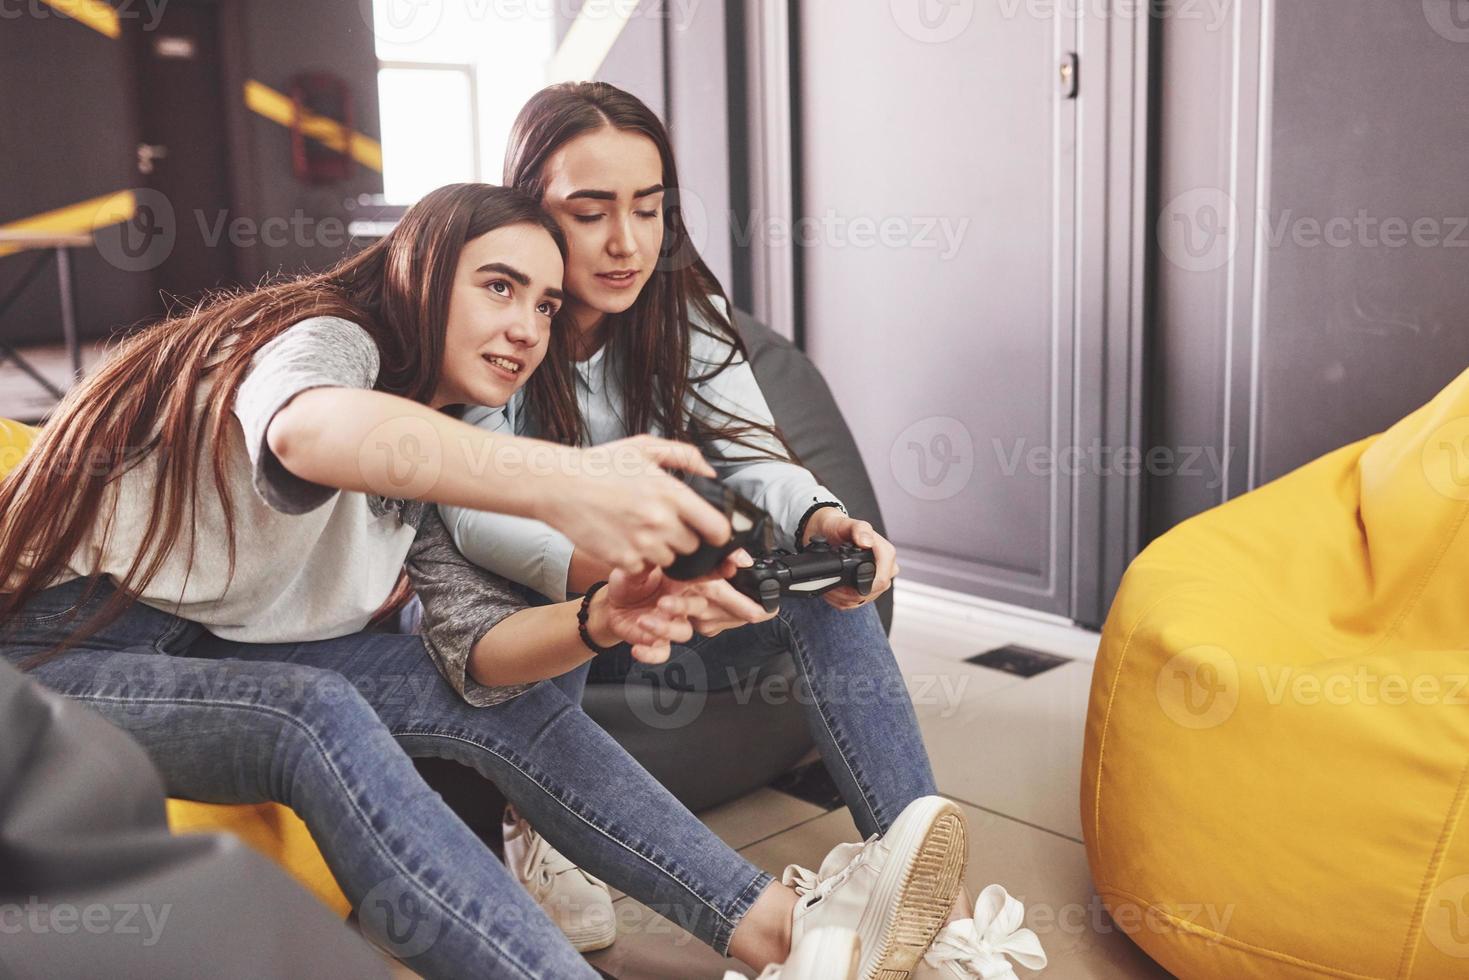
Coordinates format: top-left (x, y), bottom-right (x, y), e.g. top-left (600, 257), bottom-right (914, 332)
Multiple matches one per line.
top-left (377, 64), bottom-right (477, 205)
top-left (370, 0), bottom-right (557, 204)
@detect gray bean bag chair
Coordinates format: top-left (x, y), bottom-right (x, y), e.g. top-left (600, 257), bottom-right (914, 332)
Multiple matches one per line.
top-left (731, 308), bottom-right (893, 635)
top-left (418, 310), bottom-right (891, 827)
top-left (0, 659), bottom-right (387, 978)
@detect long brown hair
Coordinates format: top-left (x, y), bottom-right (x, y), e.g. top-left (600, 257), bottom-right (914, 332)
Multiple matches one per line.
top-left (505, 81), bottom-right (797, 464)
top-left (0, 183), bottom-right (564, 658)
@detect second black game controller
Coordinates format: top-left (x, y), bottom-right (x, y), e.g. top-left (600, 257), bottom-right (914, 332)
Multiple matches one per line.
top-left (730, 538), bottom-right (878, 612)
top-left (662, 472), bottom-right (775, 581)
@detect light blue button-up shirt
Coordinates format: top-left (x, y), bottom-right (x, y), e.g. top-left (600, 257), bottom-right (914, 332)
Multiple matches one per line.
top-left (441, 303), bottom-right (843, 600)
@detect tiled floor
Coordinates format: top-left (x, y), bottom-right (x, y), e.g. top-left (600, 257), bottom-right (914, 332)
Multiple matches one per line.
top-left (574, 585), bottom-right (1175, 980)
top-left (0, 340), bottom-right (106, 423)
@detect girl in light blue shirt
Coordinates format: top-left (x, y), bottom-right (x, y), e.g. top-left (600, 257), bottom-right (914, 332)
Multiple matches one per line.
top-left (441, 83), bottom-right (1044, 980)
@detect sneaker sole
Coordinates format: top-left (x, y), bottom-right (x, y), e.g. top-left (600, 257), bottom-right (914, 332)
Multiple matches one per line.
top-left (857, 798), bottom-right (967, 980)
top-left (558, 934), bottom-right (611, 952)
top-left (565, 926), bottom-right (616, 953)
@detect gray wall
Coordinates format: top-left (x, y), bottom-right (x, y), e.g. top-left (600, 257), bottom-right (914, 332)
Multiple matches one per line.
top-left (1147, 0), bottom-right (1469, 538)
top-left (664, 0), bottom-right (734, 292)
top-left (788, 0), bottom-right (1469, 620)
top-left (0, 0), bottom-right (382, 346)
top-left (795, 1), bottom-right (1080, 617)
top-left (228, 0), bottom-right (385, 283)
top-left (0, 8), bottom-right (154, 345)
top-left (791, 4), bottom-right (1148, 626)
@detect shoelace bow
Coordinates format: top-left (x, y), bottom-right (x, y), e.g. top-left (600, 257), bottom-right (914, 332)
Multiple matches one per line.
top-left (921, 885), bottom-right (1048, 978)
top-left (781, 834), bottom-right (884, 900)
top-left (517, 822), bottom-right (603, 888)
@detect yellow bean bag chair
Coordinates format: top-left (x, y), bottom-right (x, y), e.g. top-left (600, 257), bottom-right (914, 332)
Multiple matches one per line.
top-left (0, 419), bottom-right (348, 917)
top-left (165, 801), bottom-right (347, 916)
top-left (1083, 367), bottom-right (1469, 979)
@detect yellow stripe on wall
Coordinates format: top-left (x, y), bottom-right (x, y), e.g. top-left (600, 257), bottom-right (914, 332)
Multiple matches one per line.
top-left (0, 189), bottom-right (136, 258)
top-left (244, 80), bottom-right (384, 173)
top-left (37, 0), bottom-right (120, 39)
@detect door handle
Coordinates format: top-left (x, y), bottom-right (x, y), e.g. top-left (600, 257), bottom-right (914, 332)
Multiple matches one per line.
top-left (136, 143), bottom-right (168, 175)
top-left (1059, 53), bottom-right (1079, 100)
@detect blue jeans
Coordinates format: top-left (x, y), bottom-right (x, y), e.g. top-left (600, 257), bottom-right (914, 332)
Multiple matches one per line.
top-left (561, 596), bottom-right (938, 840)
top-left (3, 577), bottom-right (773, 980)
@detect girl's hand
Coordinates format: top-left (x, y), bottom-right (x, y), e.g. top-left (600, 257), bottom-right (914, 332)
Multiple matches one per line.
top-left (536, 436), bottom-right (731, 575)
top-left (590, 566), bottom-right (710, 664)
top-left (683, 550), bottom-right (777, 637)
top-left (801, 508), bottom-right (900, 610)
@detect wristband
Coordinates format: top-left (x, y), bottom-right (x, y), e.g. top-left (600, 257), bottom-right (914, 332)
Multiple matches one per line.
top-left (577, 581), bottom-right (620, 654)
top-left (794, 501), bottom-right (846, 551)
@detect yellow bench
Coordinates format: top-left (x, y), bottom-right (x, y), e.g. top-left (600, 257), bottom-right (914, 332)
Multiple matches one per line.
top-left (1, 419), bottom-right (349, 917)
top-left (1083, 367), bottom-right (1469, 978)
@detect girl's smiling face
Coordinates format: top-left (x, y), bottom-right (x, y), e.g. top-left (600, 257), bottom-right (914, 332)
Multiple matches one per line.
top-left (537, 125), bottom-right (665, 324)
top-left (434, 221), bottom-right (564, 409)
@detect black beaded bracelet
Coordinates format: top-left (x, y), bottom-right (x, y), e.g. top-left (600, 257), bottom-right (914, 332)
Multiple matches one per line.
top-left (577, 581), bottom-right (620, 654)
top-left (794, 500), bottom-right (846, 551)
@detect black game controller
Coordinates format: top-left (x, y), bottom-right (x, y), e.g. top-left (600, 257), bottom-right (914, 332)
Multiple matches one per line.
top-left (662, 472), bottom-right (775, 581)
top-left (731, 539), bottom-right (878, 612)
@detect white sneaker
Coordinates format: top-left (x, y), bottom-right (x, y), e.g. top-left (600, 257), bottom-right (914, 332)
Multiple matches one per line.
top-left (783, 796), bottom-right (967, 980)
top-left (502, 805), bottom-right (616, 952)
top-left (726, 926), bottom-right (861, 980)
top-left (913, 885), bottom-right (1048, 979)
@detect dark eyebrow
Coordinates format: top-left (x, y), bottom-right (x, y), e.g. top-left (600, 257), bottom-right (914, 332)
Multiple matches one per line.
top-left (564, 183), bottom-right (665, 202)
top-left (474, 262), bottom-right (529, 286)
top-left (476, 262), bottom-right (562, 301)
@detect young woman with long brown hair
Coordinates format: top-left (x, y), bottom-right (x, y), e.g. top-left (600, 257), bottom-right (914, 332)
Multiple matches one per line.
top-left (0, 182), bottom-right (976, 979)
top-left (443, 85), bottom-right (1049, 980)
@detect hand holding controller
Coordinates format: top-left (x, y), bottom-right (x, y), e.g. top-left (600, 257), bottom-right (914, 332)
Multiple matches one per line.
top-left (662, 472), bottom-right (775, 581)
top-left (730, 538), bottom-right (878, 612)
top-left (659, 473), bottom-right (879, 612)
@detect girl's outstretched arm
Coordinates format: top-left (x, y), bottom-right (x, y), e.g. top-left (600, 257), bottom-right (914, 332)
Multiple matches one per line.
top-left (267, 386), bottom-right (729, 574)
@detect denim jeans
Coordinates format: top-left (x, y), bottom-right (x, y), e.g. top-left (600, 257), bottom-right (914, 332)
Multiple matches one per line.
top-left (572, 596), bottom-right (938, 841)
top-left (3, 577), bottom-right (773, 980)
